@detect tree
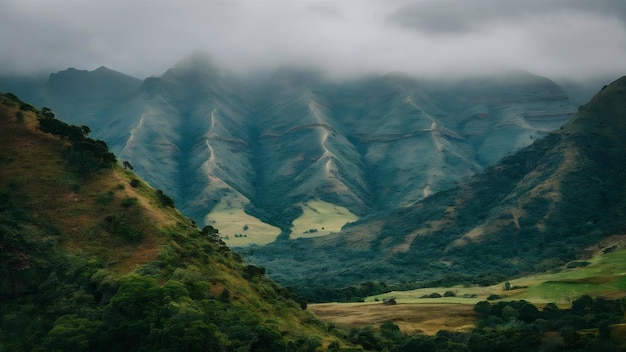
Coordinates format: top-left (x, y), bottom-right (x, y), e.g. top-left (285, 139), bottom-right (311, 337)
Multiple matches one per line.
top-left (380, 321), bottom-right (402, 342)
top-left (571, 295), bottom-right (593, 312)
top-left (250, 325), bottom-right (286, 352)
top-left (474, 301), bottom-right (492, 316)
top-left (43, 315), bottom-right (102, 351)
top-left (122, 161), bottom-right (134, 170)
top-left (156, 190), bottom-right (174, 207)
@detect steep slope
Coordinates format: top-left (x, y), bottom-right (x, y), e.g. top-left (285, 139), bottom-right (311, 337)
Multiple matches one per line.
top-left (103, 55), bottom-right (258, 224)
top-left (250, 70), bottom-right (371, 231)
top-left (430, 71), bottom-right (576, 166)
top-left (330, 73), bottom-right (482, 207)
top-left (243, 75), bottom-right (626, 290)
top-left (0, 93), bottom-right (354, 351)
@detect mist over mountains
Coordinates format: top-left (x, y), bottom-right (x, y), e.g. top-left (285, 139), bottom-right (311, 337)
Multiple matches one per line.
top-left (0, 55), bottom-right (580, 243)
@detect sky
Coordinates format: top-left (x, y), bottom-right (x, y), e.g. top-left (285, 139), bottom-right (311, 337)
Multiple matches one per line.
top-left (1, 0), bottom-right (625, 81)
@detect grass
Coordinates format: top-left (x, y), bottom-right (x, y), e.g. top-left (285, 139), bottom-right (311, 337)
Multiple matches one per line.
top-left (505, 244), bottom-right (626, 304)
top-left (309, 302), bottom-right (475, 335)
top-left (205, 198), bottom-right (281, 246)
top-left (290, 199), bottom-right (358, 239)
top-left (205, 198), bottom-right (358, 246)
top-left (0, 101), bottom-right (182, 273)
top-left (309, 244), bottom-right (626, 335)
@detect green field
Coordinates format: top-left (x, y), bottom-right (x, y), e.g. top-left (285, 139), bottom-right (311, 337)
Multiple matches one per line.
top-left (290, 199), bottom-right (358, 239)
top-left (309, 245), bottom-right (626, 336)
top-left (207, 198), bottom-right (358, 246)
top-left (204, 198), bottom-right (281, 246)
top-left (366, 244), bottom-right (626, 306)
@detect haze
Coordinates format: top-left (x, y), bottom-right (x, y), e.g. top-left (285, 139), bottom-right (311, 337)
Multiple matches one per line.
top-left (1, 0), bottom-right (625, 80)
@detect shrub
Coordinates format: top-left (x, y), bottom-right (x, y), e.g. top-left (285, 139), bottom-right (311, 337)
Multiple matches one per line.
top-left (121, 197), bottom-right (138, 208)
top-left (129, 179), bottom-right (140, 188)
top-left (487, 294), bottom-right (502, 301)
top-left (156, 190), bottom-right (174, 207)
top-left (97, 191), bottom-right (115, 206)
top-left (104, 213), bottom-right (142, 243)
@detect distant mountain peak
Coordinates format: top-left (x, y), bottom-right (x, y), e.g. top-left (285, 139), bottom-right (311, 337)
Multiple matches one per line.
top-left (168, 51), bottom-right (220, 76)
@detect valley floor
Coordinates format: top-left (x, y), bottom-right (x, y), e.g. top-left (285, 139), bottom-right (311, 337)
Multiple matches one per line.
top-left (309, 302), bottom-right (476, 335)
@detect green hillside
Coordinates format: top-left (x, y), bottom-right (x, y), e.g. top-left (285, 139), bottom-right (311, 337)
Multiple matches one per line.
top-left (0, 93), bottom-right (355, 351)
top-left (244, 75), bottom-right (626, 295)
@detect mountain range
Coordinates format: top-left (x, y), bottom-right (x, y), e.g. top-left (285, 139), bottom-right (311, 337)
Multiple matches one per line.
top-left (3, 68), bottom-right (626, 351)
top-left (244, 75), bottom-right (626, 292)
top-left (0, 54), bottom-right (579, 246)
top-left (3, 55), bottom-right (624, 295)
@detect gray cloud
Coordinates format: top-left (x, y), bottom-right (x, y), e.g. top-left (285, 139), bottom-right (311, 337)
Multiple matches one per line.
top-left (1, 0), bottom-right (624, 81)
top-left (389, 0), bottom-right (626, 35)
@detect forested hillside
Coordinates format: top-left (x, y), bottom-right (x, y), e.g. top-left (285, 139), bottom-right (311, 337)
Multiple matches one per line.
top-left (0, 93), bottom-right (353, 351)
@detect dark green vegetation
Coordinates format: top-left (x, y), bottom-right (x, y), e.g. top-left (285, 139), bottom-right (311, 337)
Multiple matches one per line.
top-left (244, 75), bottom-right (626, 294)
top-left (0, 93), bottom-right (361, 351)
top-left (37, 106), bottom-right (117, 177)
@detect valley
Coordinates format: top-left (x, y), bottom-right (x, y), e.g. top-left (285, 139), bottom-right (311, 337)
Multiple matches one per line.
top-left (2, 71), bottom-right (626, 350)
top-left (310, 244), bottom-right (626, 339)
top-left (2, 0), bottom-right (626, 349)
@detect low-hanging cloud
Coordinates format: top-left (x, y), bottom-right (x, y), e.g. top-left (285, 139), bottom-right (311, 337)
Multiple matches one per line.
top-left (1, 0), bottom-right (624, 81)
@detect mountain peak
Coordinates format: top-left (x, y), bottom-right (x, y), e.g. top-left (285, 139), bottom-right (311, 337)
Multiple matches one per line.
top-left (168, 51), bottom-right (220, 75)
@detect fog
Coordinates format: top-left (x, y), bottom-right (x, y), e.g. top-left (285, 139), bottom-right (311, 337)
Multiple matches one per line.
top-left (1, 0), bottom-right (625, 80)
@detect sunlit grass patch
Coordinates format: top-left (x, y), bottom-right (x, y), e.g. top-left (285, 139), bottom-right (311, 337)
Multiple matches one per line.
top-left (205, 198), bottom-right (281, 246)
top-left (290, 199), bottom-right (358, 239)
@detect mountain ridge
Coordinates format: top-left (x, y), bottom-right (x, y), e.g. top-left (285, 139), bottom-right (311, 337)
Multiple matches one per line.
top-left (242, 75), bottom-right (626, 291)
top-left (1, 58), bottom-right (579, 242)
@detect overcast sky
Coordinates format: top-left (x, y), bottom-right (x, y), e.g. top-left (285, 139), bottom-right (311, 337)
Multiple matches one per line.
top-left (1, 0), bottom-right (625, 80)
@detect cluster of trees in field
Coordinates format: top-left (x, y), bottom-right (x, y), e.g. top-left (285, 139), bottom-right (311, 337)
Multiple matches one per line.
top-left (330, 295), bottom-right (625, 351)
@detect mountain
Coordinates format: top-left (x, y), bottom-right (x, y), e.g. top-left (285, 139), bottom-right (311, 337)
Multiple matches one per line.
top-left (44, 66), bottom-right (143, 129)
top-left (0, 93), bottom-right (355, 351)
top-left (0, 56), bottom-right (580, 247)
top-left (241, 75), bottom-right (626, 292)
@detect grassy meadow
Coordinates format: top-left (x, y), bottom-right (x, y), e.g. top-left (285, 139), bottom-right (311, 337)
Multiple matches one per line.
top-left (309, 302), bottom-right (476, 335)
top-left (205, 198), bottom-right (358, 246)
top-left (290, 199), bottom-right (358, 239)
top-left (312, 243), bottom-right (626, 334)
top-left (205, 198), bottom-right (281, 246)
